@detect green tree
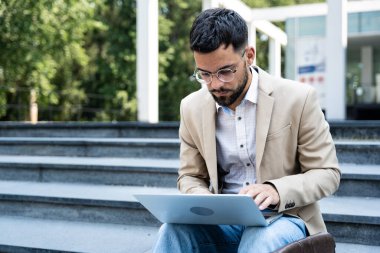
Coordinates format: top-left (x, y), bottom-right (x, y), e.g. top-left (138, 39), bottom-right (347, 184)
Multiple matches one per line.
top-left (158, 0), bottom-right (202, 121)
top-left (0, 0), bottom-right (101, 120)
top-left (82, 0), bottom-right (138, 121)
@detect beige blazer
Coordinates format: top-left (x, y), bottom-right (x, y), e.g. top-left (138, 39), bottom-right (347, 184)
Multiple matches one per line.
top-left (177, 67), bottom-right (341, 235)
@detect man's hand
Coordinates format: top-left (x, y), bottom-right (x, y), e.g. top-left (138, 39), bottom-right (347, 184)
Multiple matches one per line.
top-left (239, 183), bottom-right (280, 210)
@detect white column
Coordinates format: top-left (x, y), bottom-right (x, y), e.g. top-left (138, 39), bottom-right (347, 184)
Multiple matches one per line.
top-left (248, 22), bottom-right (257, 66)
top-left (269, 38), bottom-right (281, 77)
top-left (325, 0), bottom-right (347, 120)
top-left (202, 0), bottom-right (219, 10)
top-left (361, 46), bottom-right (374, 103)
top-left (137, 0), bottom-right (158, 123)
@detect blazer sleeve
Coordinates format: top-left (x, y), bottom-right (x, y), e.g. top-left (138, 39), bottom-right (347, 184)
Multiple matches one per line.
top-left (267, 87), bottom-right (341, 212)
top-left (177, 99), bottom-right (212, 194)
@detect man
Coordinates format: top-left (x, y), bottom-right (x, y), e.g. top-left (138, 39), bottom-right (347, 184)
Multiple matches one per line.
top-left (154, 8), bottom-right (340, 253)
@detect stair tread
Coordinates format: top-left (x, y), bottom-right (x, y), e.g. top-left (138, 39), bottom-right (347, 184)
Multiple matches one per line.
top-left (0, 180), bottom-right (378, 218)
top-left (1, 155), bottom-right (379, 176)
top-left (334, 139), bottom-right (380, 145)
top-left (1, 137), bottom-right (380, 145)
top-left (0, 137), bottom-right (180, 143)
top-left (340, 163), bottom-right (380, 178)
top-left (0, 215), bottom-right (378, 253)
top-left (335, 242), bottom-right (380, 253)
top-left (0, 180), bottom-right (178, 202)
top-left (0, 155), bottom-right (179, 169)
top-left (0, 215), bottom-right (157, 253)
top-left (320, 196), bottom-right (380, 223)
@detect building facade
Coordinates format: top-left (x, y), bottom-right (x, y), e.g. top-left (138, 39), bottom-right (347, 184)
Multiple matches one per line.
top-left (286, 10), bottom-right (380, 119)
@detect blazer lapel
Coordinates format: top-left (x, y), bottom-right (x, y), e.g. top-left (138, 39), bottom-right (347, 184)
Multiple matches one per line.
top-left (255, 69), bottom-right (275, 182)
top-left (202, 92), bottom-right (218, 193)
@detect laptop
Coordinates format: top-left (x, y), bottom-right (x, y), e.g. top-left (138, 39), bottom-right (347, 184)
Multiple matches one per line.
top-left (134, 193), bottom-right (282, 226)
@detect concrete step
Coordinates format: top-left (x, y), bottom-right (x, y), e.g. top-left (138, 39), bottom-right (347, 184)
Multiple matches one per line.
top-left (0, 180), bottom-right (178, 226)
top-left (0, 137), bottom-right (180, 158)
top-left (336, 164), bottom-right (380, 197)
top-left (0, 155), bottom-right (179, 187)
top-left (0, 217), bottom-right (379, 253)
top-left (0, 180), bottom-right (378, 246)
top-left (320, 196), bottom-right (380, 246)
top-left (335, 140), bottom-right (380, 164)
top-left (0, 216), bottom-right (380, 253)
top-left (0, 216), bottom-right (158, 253)
top-left (335, 242), bottom-right (380, 253)
top-left (0, 156), bottom-right (378, 196)
top-left (1, 121), bottom-right (379, 140)
top-left (329, 120), bottom-right (380, 140)
top-left (0, 122), bottom-right (179, 138)
top-left (1, 138), bottom-right (380, 163)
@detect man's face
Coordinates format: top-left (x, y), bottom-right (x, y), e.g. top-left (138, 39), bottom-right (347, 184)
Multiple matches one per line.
top-left (194, 44), bottom-right (252, 109)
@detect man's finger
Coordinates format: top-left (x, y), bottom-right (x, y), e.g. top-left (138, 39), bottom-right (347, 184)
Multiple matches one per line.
top-left (239, 187), bottom-right (248, 195)
top-left (258, 196), bottom-right (273, 210)
top-left (253, 191), bottom-right (265, 205)
top-left (245, 188), bottom-right (262, 198)
top-left (253, 192), bottom-right (271, 208)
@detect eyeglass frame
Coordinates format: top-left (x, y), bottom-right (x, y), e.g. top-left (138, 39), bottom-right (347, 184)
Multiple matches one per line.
top-left (193, 49), bottom-right (246, 85)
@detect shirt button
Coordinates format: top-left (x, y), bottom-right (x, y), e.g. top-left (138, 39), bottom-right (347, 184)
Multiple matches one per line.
top-left (237, 116), bottom-right (242, 120)
top-left (245, 182), bottom-right (250, 186)
top-left (246, 163), bottom-right (251, 166)
top-left (240, 144), bottom-right (244, 148)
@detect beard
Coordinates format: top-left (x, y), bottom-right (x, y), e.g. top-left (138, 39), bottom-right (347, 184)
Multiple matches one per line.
top-left (209, 65), bottom-right (249, 107)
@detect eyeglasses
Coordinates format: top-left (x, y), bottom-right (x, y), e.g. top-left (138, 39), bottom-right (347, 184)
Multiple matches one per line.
top-left (193, 68), bottom-right (237, 85)
top-left (193, 49), bottom-right (246, 85)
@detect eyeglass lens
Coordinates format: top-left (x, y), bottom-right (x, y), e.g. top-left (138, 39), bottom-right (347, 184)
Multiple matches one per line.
top-left (196, 69), bottom-right (235, 84)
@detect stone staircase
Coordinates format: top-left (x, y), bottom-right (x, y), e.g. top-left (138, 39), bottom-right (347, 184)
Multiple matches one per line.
top-left (0, 121), bottom-right (378, 253)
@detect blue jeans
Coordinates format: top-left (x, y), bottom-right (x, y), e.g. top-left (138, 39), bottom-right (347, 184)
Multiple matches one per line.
top-left (153, 216), bottom-right (307, 253)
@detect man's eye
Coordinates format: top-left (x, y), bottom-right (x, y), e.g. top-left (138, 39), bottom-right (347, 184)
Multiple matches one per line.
top-left (218, 69), bottom-right (233, 75)
top-left (200, 72), bottom-right (211, 77)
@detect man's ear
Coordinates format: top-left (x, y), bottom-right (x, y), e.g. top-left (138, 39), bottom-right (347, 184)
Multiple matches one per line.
top-left (246, 46), bottom-right (256, 66)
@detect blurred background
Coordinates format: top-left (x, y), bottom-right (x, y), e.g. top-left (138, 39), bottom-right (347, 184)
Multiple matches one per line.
top-left (0, 0), bottom-right (379, 122)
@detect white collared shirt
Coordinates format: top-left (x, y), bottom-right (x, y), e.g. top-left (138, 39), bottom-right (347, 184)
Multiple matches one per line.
top-left (215, 66), bottom-right (258, 194)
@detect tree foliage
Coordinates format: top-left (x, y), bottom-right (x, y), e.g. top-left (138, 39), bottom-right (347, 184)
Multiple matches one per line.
top-left (82, 0), bottom-right (138, 121)
top-left (0, 0), bottom-right (139, 121)
top-left (0, 0), bottom-right (101, 120)
top-left (158, 0), bottom-right (202, 121)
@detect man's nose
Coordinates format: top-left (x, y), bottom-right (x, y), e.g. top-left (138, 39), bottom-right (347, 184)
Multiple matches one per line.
top-left (209, 77), bottom-right (224, 90)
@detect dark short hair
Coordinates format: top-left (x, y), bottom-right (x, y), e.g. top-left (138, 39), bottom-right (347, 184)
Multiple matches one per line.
top-left (190, 8), bottom-right (248, 53)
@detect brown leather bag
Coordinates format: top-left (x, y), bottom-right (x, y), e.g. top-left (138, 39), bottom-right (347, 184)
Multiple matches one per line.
top-left (273, 232), bottom-right (336, 253)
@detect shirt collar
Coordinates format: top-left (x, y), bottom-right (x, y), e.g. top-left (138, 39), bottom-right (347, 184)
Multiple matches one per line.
top-left (216, 65), bottom-right (258, 112)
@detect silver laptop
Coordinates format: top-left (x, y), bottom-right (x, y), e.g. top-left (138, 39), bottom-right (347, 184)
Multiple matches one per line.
top-left (134, 194), bottom-right (282, 226)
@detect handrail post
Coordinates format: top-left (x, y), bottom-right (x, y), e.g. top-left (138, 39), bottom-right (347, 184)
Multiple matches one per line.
top-left (30, 89), bottom-right (38, 124)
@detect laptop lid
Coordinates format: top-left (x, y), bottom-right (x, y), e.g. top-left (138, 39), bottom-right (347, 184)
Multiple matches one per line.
top-left (134, 194), bottom-right (282, 226)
